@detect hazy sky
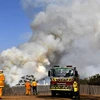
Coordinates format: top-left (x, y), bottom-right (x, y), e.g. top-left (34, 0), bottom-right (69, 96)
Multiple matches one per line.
top-left (0, 0), bottom-right (32, 52)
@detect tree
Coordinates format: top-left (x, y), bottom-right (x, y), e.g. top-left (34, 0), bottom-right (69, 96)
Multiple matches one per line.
top-left (80, 74), bottom-right (100, 86)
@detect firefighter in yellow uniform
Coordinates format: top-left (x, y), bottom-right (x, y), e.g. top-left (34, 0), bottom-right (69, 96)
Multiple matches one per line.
top-left (0, 70), bottom-right (5, 99)
top-left (73, 81), bottom-right (79, 99)
top-left (31, 79), bottom-right (37, 95)
top-left (25, 80), bottom-right (31, 95)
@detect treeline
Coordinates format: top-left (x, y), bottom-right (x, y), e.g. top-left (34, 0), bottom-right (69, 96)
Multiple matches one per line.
top-left (17, 75), bottom-right (35, 86)
top-left (80, 74), bottom-right (100, 85)
top-left (4, 74), bottom-right (100, 88)
top-left (4, 75), bottom-right (35, 88)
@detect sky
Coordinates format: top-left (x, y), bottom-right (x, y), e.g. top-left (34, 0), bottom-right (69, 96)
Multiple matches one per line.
top-left (0, 0), bottom-right (32, 52)
top-left (1, 0), bottom-right (100, 86)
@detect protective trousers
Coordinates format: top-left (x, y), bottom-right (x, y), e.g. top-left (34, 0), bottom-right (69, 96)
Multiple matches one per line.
top-left (32, 86), bottom-right (37, 94)
top-left (26, 88), bottom-right (31, 95)
top-left (0, 88), bottom-right (3, 98)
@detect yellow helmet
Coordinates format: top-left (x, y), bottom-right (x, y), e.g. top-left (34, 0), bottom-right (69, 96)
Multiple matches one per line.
top-left (74, 81), bottom-right (77, 83)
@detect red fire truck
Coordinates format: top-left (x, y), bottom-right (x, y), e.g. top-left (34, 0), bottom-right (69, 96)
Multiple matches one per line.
top-left (48, 65), bottom-right (80, 99)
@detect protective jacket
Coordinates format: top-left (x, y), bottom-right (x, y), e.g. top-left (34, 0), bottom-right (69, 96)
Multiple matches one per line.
top-left (31, 81), bottom-right (37, 87)
top-left (25, 82), bottom-right (31, 89)
top-left (0, 74), bottom-right (5, 87)
top-left (73, 81), bottom-right (78, 92)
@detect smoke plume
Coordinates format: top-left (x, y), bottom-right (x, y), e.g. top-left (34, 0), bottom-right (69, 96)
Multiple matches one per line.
top-left (0, 0), bottom-right (100, 86)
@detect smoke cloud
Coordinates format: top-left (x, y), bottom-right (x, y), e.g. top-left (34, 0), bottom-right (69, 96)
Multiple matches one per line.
top-left (1, 0), bottom-right (100, 86)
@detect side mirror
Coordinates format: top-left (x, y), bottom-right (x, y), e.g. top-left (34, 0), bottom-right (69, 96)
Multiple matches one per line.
top-left (48, 69), bottom-right (55, 77)
top-left (48, 70), bottom-right (51, 77)
top-left (75, 71), bottom-right (78, 77)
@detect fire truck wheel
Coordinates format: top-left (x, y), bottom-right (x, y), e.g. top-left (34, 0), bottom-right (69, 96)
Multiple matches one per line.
top-left (72, 92), bottom-right (80, 100)
top-left (51, 91), bottom-right (56, 97)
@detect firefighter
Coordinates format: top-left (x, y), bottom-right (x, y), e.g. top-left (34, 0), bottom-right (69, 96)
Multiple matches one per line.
top-left (31, 79), bottom-right (37, 95)
top-left (0, 70), bottom-right (5, 99)
top-left (73, 80), bottom-right (80, 99)
top-left (25, 80), bottom-right (31, 95)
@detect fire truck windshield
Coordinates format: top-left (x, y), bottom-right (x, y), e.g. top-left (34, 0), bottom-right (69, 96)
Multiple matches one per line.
top-left (53, 68), bottom-right (74, 77)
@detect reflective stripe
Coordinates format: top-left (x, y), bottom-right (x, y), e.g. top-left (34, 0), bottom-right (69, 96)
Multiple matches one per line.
top-left (50, 89), bottom-right (72, 91)
top-left (74, 87), bottom-right (78, 92)
top-left (51, 78), bottom-right (73, 82)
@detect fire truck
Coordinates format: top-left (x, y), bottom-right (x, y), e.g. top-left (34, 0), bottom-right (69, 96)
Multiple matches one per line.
top-left (48, 65), bottom-right (80, 99)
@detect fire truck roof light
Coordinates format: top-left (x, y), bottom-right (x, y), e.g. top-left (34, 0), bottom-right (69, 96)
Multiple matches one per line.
top-left (54, 66), bottom-right (59, 67)
top-left (66, 65), bottom-right (72, 67)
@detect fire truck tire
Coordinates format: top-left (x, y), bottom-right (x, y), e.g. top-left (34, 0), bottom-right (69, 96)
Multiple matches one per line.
top-left (51, 91), bottom-right (56, 97)
top-left (72, 92), bottom-right (80, 100)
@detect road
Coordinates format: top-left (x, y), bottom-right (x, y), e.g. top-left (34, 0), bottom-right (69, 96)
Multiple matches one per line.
top-left (2, 95), bottom-right (100, 100)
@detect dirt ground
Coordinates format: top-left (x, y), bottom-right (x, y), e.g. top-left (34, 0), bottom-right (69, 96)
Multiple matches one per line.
top-left (1, 95), bottom-right (100, 100)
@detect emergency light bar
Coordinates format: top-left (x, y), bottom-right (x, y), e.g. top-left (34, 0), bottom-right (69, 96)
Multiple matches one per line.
top-left (54, 66), bottom-right (59, 67)
top-left (66, 65), bottom-right (72, 67)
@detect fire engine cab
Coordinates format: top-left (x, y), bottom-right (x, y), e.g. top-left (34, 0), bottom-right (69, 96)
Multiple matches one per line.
top-left (48, 65), bottom-right (80, 99)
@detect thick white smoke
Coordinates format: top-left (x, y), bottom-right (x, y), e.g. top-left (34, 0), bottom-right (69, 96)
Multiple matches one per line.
top-left (1, 0), bottom-right (100, 86)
